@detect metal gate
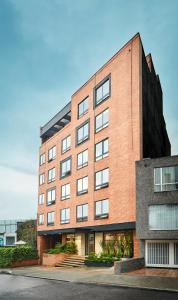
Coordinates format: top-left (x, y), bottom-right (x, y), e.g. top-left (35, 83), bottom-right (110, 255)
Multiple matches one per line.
top-left (146, 240), bottom-right (178, 268)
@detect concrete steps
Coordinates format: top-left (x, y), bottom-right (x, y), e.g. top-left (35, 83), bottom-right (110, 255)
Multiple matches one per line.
top-left (55, 255), bottom-right (86, 268)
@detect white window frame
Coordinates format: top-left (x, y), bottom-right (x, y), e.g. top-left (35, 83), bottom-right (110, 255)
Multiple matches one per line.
top-left (61, 183), bottom-right (70, 200)
top-left (77, 176), bottom-right (88, 195)
top-left (39, 153), bottom-right (45, 165)
top-left (62, 135), bottom-right (71, 154)
top-left (39, 193), bottom-right (45, 205)
top-left (95, 78), bottom-right (110, 106)
top-left (38, 214), bottom-right (44, 225)
top-left (47, 212), bottom-right (54, 225)
top-left (48, 146), bottom-right (56, 162)
top-left (154, 166), bottom-right (178, 192)
top-left (60, 157), bottom-right (71, 178)
top-left (39, 173), bottom-right (45, 185)
top-left (145, 240), bottom-right (178, 268)
top-left (47, 188), bottom-right (56, 205)
top-left (76, 204), bottom-right (88, 222)
top-left (77, 149), bottom-right (88, 169)
top-left (95, 168), bottom-right (109, 190)
top-left (60, 208), bottom-right (70, 224)
top-left (95, 138), bottom-right (109, 161)
top-left (77, 121), bottom-right (89, 145)
top-left (95, 199), bottom-right (109, 219)
top-left (95, 109), bottom-right (109, 133)
top-left (78, 97), bottom-right (89, 118)
top-left (48, 167), bottom-right (56, 183)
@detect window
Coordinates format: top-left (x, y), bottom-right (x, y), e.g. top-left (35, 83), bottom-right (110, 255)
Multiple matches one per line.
top-left (95, 109), bottom-right (109, 133)
top-left (48, 146), bottom-right (56, 162)
top-left (38, 214), bottom-right (44, 225)
top-left (61, 183), bottom-right (70, 200)
top-left (95, 138), bottom-right (109, 161)
top-left (95, 77), bottom-right (110, 106)
top-left (62, 135), bottom-right (71, 153)
top-left (48, 168), bottom-right (55, 183)
top-left (154, 166), bottom-right (178, 192)
top-left (149, 204), bottom-right (178, 230)
top-left (76, 204), bottom-right (88, 222)
top-left (95, 199), bottom-right (109, 219)
top-left (78, 97), bottom-right (89, 118)
top-left (47, 188), bottom-right (56, 205)
top-left (77, 121), bottom-right (89, 145)
top-left (77, 176), bottom-right (88, 195)
top-left (95, 168), bottom-right (109, 190)
top-left (60, 157), bottom-right (71, 178)
top-left (39, 193), bottom-right (44, 205)
top-left (39, 173), bottom-right (45, 185)
top-left (39, 153), bottom-right (45, 165)
top-left (47, 212), bottom-right (54, 225)
top-left (61, 208), bottom-right (70, 224)
top-left (77, 149), bottom-right (88, 169)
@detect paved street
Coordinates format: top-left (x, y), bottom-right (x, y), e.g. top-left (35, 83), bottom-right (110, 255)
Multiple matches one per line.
top-left (0, 274), bottom-right (177, 300)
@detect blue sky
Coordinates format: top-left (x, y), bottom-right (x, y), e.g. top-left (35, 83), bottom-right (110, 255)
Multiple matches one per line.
top-left (0, 0), bottom-right (178, 219)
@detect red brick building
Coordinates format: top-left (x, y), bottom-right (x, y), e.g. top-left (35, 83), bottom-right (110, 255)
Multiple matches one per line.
top-left (37, 33), bottom-right (170, 259)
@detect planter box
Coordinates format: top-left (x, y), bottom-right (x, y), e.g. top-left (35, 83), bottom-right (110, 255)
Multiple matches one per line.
top-left (42, 253), bottom-right (69, 267)
top-left (11, 259), bottom-right (39, 268)
top-left (114, 257), bottom-right (145, 274)
top-left (85, 261), bottom-right (114, 267)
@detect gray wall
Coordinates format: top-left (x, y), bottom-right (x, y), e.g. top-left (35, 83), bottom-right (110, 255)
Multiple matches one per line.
top-left (136, 155), bottom-right (178, 241)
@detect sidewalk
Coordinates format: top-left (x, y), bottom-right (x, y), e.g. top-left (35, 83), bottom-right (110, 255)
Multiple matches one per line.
top-left (1, 266), bottom-right (178, 292)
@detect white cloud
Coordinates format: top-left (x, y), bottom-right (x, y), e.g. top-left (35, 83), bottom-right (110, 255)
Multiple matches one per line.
top-left (0, 166), bottom-right (37, 219)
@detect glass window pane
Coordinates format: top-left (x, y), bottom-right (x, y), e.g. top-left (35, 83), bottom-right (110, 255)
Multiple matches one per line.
top-left (84, 123), bottom-right (88, 138)
top-left (96, 86), bottom-right (102, 102)
top-left (77, 206), bottom-right (82, 218)
top-left (103, 168), bottom-right (109, 184)
top-left (77, 152), bottom-right (82, 167)
top-left (96, 114), bottom-right (102, 131)
top-left (103, 109), bottom-right (109, 125)
top-left (78, 179), bottom-right (82, 192)
top-left (103, 199), bottom-right (109, 214)
top-left (83, 204), bottom-right (88, 217)
top-left (84, 98), bottom-right (88, 112)
top-left (104, 139), bottom-right (109, 154)
top-left (83, 177), bottom-right (88, 190)
top-left (83, 150), bottom-right (88, 164)
top-left (162, 167), bottom-right (175, 184)
top-left (96, 201), bottom-right (101, 215)
top-left (96, 142), bottom-right (102, 159)
top-left (96, 172), bottom-right (101, 187)
top-left (103, 79), bottom-right (109, 97)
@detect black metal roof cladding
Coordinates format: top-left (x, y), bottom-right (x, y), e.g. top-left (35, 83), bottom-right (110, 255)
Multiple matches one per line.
top-left (40, 101), bottom-right (71, 142)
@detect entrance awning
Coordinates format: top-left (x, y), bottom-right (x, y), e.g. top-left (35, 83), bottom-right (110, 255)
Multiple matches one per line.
top-left (37, 222), bottom-right (135, 236)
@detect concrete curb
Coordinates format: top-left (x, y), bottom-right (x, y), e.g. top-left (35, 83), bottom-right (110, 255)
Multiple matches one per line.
top-left (6, 272), bottom-right (178, 294)
top-left (0, 269), bottom-right (12, 275)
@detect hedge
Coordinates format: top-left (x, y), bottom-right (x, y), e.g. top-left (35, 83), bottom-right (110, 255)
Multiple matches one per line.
top-left (0, 246), bottom-right (38, 268)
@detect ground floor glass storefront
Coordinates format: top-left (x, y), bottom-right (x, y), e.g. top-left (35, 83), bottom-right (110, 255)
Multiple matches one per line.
top-left (39, 229), bottom-right (135, 257)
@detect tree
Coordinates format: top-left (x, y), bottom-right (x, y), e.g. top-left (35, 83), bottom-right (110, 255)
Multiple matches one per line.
top-left (17, 220), bottom-right (37, 248)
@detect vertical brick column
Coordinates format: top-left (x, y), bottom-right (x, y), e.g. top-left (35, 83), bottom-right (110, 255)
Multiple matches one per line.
top-left (133, 230), bottom-right (140, 257)
top-left (37, 235), bottom-right (48, 264)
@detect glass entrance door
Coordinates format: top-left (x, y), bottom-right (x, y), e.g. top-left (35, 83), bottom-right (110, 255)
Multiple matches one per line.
top-left (85, 233), bottom-right (95, 255)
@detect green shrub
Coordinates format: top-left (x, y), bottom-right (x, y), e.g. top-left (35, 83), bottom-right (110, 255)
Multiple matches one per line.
top-left (47, 241), bottom-right (78, 254)
top-left (0, 246), bottom-right (38, 268)
top-left (87, 252), bottom-right (119, 263)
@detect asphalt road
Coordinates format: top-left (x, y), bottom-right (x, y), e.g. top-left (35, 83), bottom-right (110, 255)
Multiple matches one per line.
top-left (0, 274), bottom-right (177, 300)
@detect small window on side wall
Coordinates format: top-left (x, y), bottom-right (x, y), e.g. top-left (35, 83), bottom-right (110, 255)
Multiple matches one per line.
top-left (95, 76), bottom-right (110, 107)
top-left (76, 121), bottom-right (89, 145)
top-left (78, 97), bottom-right (89, 119)
top-left (62, 135), bottom-right (71, 154)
